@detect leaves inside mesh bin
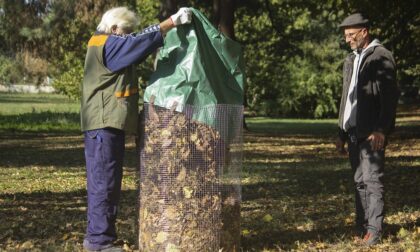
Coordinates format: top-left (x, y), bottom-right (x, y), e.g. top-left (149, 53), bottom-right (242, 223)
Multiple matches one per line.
top-left (139, 106), bottom-right (240, 252)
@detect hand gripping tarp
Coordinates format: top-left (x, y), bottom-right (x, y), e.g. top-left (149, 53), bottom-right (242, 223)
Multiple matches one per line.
top-left (144, 8), bottom-right (245, 126)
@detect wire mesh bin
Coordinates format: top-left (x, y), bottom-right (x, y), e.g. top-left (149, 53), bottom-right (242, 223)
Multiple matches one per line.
top-left (138, 103), bottom-right (243, 252)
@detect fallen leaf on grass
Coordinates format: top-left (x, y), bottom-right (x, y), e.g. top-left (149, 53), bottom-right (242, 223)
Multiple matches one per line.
top-left (344, 217), bottom-right (353, 225)
top-left (19, 241), bottom-right (34, 249)
top-left (397, 227), bottom-right (408, 239)
top-left (242, 229), bottom-right (251, 236)
top-left (262, 214), bottom-right (273, 222)
top-left (315, 242), bottom-right (326, 249)
top-left (61, 233), bottom-right (69, 240)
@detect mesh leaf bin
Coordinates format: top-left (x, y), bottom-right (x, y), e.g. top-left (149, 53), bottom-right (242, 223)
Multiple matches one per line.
top-left (139, 8), bottom-right (245, 251)
top-left (138, 102), bottom-right (243, 252)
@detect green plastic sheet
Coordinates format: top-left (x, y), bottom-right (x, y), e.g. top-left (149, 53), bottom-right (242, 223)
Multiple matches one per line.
top-left (144, 8), bottom-right (244, 125)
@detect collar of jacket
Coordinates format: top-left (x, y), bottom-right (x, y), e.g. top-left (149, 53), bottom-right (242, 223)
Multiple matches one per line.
top-left (351, 39), bottom-right (382, 60)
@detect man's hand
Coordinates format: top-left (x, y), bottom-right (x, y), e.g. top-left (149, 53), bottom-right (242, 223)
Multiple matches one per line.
top-left (171, 7), bottom-right (192, 26)
top-left (367, 131), bottom-right (385, 151)
top-left (160, 8), bottom-right (192, 35)
top-left (335, 138), bottom-right (347, 155)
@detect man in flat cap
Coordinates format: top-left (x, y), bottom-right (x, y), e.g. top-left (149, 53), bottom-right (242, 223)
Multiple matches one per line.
top-left (335, 13), bottom-right (399, 246)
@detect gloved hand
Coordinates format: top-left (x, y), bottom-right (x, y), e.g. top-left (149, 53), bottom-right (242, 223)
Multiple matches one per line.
top-left (170, 7), bottom-right (192, 26)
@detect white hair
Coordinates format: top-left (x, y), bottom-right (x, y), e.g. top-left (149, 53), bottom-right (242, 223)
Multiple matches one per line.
top-left (97, 7), bottom-right (139, 33)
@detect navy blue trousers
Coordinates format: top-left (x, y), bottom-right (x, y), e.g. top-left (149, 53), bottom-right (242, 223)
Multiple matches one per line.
top-left (83, 128), bottom-right (125, 249)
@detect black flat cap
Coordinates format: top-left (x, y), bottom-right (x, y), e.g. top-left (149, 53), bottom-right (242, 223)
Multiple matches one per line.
top-left (339, 13), bottom-right (370, 28)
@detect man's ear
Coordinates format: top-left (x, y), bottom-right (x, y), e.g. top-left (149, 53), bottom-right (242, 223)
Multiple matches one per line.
top-left (111, 25), bottom-right (118, 34)
top-left (362, 28), bottom-right (369, 36)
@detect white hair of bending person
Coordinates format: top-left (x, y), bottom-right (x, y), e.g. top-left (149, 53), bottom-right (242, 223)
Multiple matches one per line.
top-left (97, 7), bottom-right (139, 33)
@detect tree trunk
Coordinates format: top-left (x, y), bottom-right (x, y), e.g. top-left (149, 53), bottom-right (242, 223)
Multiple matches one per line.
top-left (212, 0), bottom-right (221, 28)
top-left (216, 0), bottom-right (235, 40)
top-left (158, 0), bottom-right (189, 21)
top-left (157, 0), bottom-right (178, 21)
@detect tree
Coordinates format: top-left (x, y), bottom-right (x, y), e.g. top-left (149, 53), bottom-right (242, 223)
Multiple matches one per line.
top-left (157, 0), bottom-right (236, 39)
top-left (1, 0), bottom-right (418, 115)
top-left (49, 0), bottom-right (142, 99)
top-left (0, 0), bottom-right (51, 84)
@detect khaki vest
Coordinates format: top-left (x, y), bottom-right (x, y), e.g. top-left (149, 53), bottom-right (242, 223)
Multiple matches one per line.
top-left (81, 34), bottom-right (139, 134)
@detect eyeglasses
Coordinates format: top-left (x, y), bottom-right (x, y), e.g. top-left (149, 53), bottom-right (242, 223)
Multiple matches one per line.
top-left (344, 29), bottom-right (363, 39)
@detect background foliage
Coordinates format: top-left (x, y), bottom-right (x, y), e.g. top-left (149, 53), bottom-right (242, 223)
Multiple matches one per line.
top-left (0, 0), bottom-right (418, 116)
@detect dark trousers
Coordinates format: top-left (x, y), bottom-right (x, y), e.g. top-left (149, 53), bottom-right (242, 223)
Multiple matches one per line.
top-left (84, 128), bottom-right (125, 249)
top-left (348, 137), bottom-right (385, 234)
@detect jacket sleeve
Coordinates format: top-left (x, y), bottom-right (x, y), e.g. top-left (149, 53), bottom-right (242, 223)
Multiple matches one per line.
top-left (374, 49), bottom-right (399, 135)
top-left (103, 24), bottom-right (164, 72)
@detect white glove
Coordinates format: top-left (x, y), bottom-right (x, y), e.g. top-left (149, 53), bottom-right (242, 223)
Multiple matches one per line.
top-left (170, 7), bottom-right (192, 26)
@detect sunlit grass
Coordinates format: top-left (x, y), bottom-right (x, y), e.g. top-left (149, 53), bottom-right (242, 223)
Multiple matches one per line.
top-left (0, 93), bottom-right (80, 133)
top-left (0, 93), bottom-right (79, 115)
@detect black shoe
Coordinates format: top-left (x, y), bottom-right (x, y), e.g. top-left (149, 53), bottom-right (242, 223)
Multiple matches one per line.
top-left (354, 223), bottom-right (367, 239)
top-left (363, 231), bottom-right (380, 246)
top-left (98, 247), bottom-right (123, 252)
top-left (84, 246), bottom-right (123, 252)
top-left (83, 239), bottom-right (123, 252)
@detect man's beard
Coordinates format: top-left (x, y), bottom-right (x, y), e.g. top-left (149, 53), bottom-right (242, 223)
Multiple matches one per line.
top-left (352, 37), bottom-right (366, 51)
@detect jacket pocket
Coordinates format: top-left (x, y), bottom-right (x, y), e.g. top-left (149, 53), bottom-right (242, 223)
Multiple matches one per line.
top-left (118, 94), bottom-right (139, 132)
top-left (102, 91), bottom-right (113, 124)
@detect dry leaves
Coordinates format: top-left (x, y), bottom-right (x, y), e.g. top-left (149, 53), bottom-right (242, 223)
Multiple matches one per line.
top-left (139, 107), bottom-right (240, 252)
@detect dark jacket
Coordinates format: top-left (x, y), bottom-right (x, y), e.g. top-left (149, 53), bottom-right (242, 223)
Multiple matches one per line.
top-left (338, 42), bottom-right (399, 141)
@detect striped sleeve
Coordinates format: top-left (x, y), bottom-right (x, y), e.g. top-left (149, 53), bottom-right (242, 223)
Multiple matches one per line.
top-left (104, 24), bottom-right (163, 72)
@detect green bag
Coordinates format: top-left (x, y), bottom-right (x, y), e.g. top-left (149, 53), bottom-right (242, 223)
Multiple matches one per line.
top-left (144, 8), bottom-right (245, 125)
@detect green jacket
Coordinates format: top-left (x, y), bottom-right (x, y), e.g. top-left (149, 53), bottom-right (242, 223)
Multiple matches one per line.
top-left (81, 27), bottom-right (163, 134)
top-left (80, 34), bottom-right (141, 135)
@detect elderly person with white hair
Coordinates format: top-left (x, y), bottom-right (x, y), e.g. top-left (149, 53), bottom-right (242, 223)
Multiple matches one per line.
top-left (80, 6), bottom-right (191, 252)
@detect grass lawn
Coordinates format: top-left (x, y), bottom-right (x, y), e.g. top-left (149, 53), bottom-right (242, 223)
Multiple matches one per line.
top-left (0, 93), bottom-right (80, 134)
top-left (0, 93), bottom-right (419, 251)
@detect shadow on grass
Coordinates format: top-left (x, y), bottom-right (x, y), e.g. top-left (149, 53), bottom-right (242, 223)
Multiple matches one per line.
top-left (0, 189), bottom-right (139, 251)
top-left (0, 133), bottom-right (139, 169)
top-left (1, 109), bottom-right (419, 250)
top-left (0, 134), bottom-right (85, 168)
top-left (1, 162), bottom-right (418, 251)
top-left (240, 162), bottom-right (420, 250)
top-left (241, 221), bottom-right (420, 251)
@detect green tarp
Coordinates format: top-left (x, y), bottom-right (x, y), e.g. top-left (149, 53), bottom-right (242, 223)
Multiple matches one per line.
top-left (144, 8), bottom-right (244, 125)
